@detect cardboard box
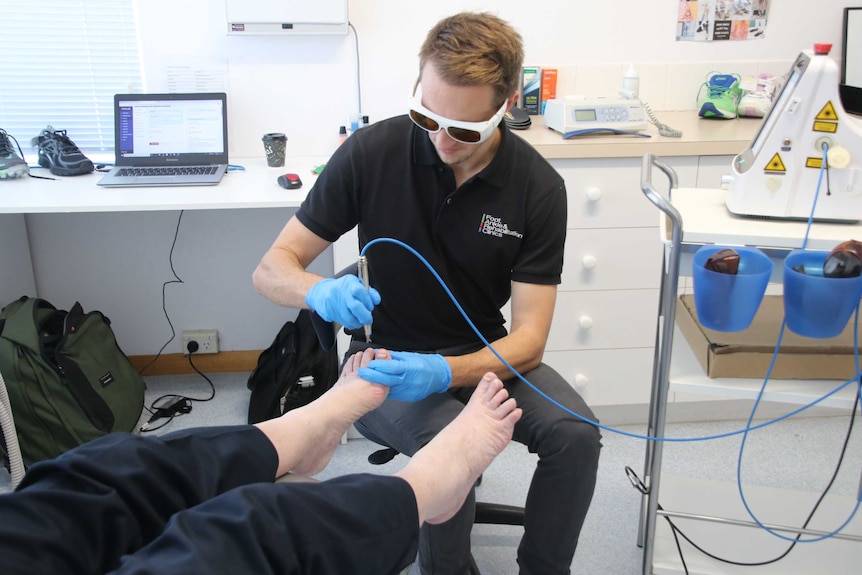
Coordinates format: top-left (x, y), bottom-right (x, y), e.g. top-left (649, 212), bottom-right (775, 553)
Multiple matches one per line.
top-left (676, 294), bottom-right (862, 380)
top-left (521, 66), bottom-right (541, 115)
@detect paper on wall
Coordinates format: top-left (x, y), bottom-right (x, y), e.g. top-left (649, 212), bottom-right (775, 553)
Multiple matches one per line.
top-left (676, 0), bottom-right (770, 42)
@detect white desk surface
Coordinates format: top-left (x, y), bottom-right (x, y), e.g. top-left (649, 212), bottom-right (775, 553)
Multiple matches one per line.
top-left (0, 157), bottom-right (324, 214)
top-left (665, 187), bottom-right (862, 251)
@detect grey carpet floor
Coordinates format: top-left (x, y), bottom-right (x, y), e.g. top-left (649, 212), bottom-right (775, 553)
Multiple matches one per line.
top-left (2, 371), bottom-right (860, 574)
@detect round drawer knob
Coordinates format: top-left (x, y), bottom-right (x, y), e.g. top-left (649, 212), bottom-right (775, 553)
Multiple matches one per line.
top-left (582, 255), bottom-right (597, 269)
top-left (578, 315), bottom-right (594, 330)
top-left (573, 373), bottom-right (589, 390)
top-left (585, 187), bottom-right (603, 202)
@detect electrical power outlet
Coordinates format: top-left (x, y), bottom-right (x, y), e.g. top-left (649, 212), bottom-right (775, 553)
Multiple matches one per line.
top-left (181, 329), bottom-right (219, 355)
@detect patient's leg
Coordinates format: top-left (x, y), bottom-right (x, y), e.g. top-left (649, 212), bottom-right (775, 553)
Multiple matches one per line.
top-left (105, 373), bottom-right (520, 575)
top-left (0, 349), bottom-right (390, 575)
top-left (395, 373), bottom-right (521, 525)
top-left (256, 347), bottom-right (390, 477)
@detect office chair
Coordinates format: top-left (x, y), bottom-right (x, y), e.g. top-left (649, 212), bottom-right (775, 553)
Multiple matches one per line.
top-left (308, 264), bottom-right (525, 575)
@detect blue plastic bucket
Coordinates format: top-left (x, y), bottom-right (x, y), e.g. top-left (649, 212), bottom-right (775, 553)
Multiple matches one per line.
top-left (783, 250), bottom-right (862, 338)
top-left (692, 245), bottom-right (772, 332)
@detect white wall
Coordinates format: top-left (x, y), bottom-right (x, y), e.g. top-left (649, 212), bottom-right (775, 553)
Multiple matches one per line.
top-left (17, 0), bottom-right (858, 356)
top-left (136, 0), bottom-right (854, 159)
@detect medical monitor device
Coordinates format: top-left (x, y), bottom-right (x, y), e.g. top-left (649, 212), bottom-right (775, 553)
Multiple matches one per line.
top-left (725, 46), bottom-right (862, 222)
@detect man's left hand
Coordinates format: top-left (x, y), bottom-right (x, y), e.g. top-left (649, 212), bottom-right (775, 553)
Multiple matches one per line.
top-left (358, 351), bottom-right (451, 402)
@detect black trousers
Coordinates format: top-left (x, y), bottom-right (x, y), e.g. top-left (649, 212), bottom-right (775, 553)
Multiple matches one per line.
top-left (353, 337), bottom-right (603, 575)
top-left (0, 426), bottom-right (419, 575)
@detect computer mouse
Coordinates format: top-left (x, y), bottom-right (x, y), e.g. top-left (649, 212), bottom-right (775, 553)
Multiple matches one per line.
top-left (277, 173), bottom-right (302, 189)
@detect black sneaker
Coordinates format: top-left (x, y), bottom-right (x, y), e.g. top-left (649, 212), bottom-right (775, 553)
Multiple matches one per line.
top-left (31, 126), bottom-right (94, 176)
top-left (0, 128), bottom-right (30, 179)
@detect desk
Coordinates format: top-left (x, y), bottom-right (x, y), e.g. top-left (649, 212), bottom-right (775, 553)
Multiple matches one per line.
top-left (0, 157), bottom-right (325, 361)
top-left (0, 158), bottom-right (320, 214)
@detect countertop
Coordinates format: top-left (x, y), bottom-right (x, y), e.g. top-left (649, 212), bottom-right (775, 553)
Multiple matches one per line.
top-left (0, 112), bottom-right (762, 215)
top-left (517, 110), bottom-right (762, 159)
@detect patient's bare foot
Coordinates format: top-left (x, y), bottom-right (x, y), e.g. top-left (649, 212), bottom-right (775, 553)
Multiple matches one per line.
top-left (395, 373), bottom-right (521, 525)
top-left (256, 348), bottom-right (390, 477)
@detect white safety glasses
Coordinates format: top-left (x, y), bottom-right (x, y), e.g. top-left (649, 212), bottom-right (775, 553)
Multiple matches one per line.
top-left (408, 86), bottom-right (508, 144)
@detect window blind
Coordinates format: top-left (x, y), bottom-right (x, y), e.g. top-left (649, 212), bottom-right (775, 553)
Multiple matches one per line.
top-left (0, 0), bottom-right (142, 154)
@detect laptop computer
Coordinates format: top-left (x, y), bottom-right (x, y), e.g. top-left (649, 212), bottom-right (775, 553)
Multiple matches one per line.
top-left (97, 92), bottom-right (229, 187)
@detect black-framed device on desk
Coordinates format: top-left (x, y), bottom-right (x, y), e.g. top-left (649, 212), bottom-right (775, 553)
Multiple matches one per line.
top-left (840, 6), bottom-right (862, 116)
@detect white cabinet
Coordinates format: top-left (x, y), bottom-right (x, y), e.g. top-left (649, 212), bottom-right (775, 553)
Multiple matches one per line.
top-left (543, 156), bottom-right (701, 407)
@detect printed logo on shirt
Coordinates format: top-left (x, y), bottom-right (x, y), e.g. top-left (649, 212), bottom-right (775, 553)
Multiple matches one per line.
top-left (478, 214), bottom-right (523, 239)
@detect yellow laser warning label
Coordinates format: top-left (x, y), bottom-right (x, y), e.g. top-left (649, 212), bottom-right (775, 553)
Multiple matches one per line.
top-left (813, 121), bottom-right (839, 133)
top-left (815, 101), bottom-right (838, 121)
top-left (806, 157), bottom-right (824, 169)
top-left (764, 153), bottom-right (786, 173)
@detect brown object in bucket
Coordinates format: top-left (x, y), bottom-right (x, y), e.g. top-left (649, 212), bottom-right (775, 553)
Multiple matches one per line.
top-left (824, 239), bottom-right (862, 278)
top-left (704, 248), bottom-right (740, 274)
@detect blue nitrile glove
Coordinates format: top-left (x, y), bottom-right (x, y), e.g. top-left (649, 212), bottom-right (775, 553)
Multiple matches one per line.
top-left (305, 275), bottom-right (381, 330)
top-left (358, 351), bottom-right (452, 402)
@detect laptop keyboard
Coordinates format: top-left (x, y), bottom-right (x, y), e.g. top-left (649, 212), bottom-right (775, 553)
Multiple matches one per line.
top-left (117, 166), bottom-right (218, 177)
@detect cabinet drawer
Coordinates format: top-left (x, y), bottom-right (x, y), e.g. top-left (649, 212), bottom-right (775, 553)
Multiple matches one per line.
top-left (547, 289), bottom-right (658, 351)
top-left (561, 227), bottom-right (662, 291)
top-left (543, 348), bottom-right (654, 406)
top-left (551, 157), bottom-right (698, 230)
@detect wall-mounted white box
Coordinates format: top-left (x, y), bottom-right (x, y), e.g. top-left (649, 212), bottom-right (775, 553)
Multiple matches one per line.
top-left (225, 0), bottom-right (348, 35)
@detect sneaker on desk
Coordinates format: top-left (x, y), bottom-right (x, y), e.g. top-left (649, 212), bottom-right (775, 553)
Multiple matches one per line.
top-left (738, 73), bottom-right (782, 118)
top-left (32, 125), bottom-right (94, 176)
top-left (0, 128), bottom-right (30, 179)
top-left (697, 72), bottom-right (742, 119)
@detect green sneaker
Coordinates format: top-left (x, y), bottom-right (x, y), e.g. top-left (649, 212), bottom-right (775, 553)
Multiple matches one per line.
top-left (0, 128), bottom-right (30, 179)
top-left (697, 73), bottom-right (742, 119)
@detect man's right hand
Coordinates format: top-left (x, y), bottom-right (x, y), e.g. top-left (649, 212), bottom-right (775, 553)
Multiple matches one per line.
top-left (305, 275), bottom-right (381, 329)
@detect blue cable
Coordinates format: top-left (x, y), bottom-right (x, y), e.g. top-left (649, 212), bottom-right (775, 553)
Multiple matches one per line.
top-left (735, 143), bottom-right (862, 541)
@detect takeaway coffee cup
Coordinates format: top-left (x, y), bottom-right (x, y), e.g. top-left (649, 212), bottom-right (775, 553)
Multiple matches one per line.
top-left (262, 133), bottom-right (287, 167)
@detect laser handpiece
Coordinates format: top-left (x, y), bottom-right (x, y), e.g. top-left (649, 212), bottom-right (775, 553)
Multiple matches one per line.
top-left (357, 255), bottom-right (372, 343)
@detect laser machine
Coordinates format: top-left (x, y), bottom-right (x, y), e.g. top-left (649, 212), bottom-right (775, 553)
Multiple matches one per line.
top-left (725, 44), bottom-right (862, 221)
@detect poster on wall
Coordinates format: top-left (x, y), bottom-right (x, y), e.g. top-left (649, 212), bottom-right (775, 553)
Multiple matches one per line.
top-left (677, 0), bottom-right (770, 42)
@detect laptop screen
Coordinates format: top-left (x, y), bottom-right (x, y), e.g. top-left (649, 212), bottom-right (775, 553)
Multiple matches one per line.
top-left (113, 93), bottom-right (228, 167)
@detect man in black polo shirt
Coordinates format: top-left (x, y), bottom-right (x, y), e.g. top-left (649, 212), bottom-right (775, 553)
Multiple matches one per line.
top-left (254, 11), bottom-right (601, 575)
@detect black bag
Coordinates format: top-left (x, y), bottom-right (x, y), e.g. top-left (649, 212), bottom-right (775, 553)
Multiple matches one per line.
top-left (0, 296), bottom-right (145, 464)
top-left (247, 309), bottom-right (339, 424)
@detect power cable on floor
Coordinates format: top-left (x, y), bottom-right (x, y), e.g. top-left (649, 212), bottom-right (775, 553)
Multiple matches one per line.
top-left (140, 341), bottom-right (216, 433)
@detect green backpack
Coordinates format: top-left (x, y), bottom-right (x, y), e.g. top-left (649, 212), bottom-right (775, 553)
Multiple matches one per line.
top-left (0, 296), bottom-right (145, 464)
